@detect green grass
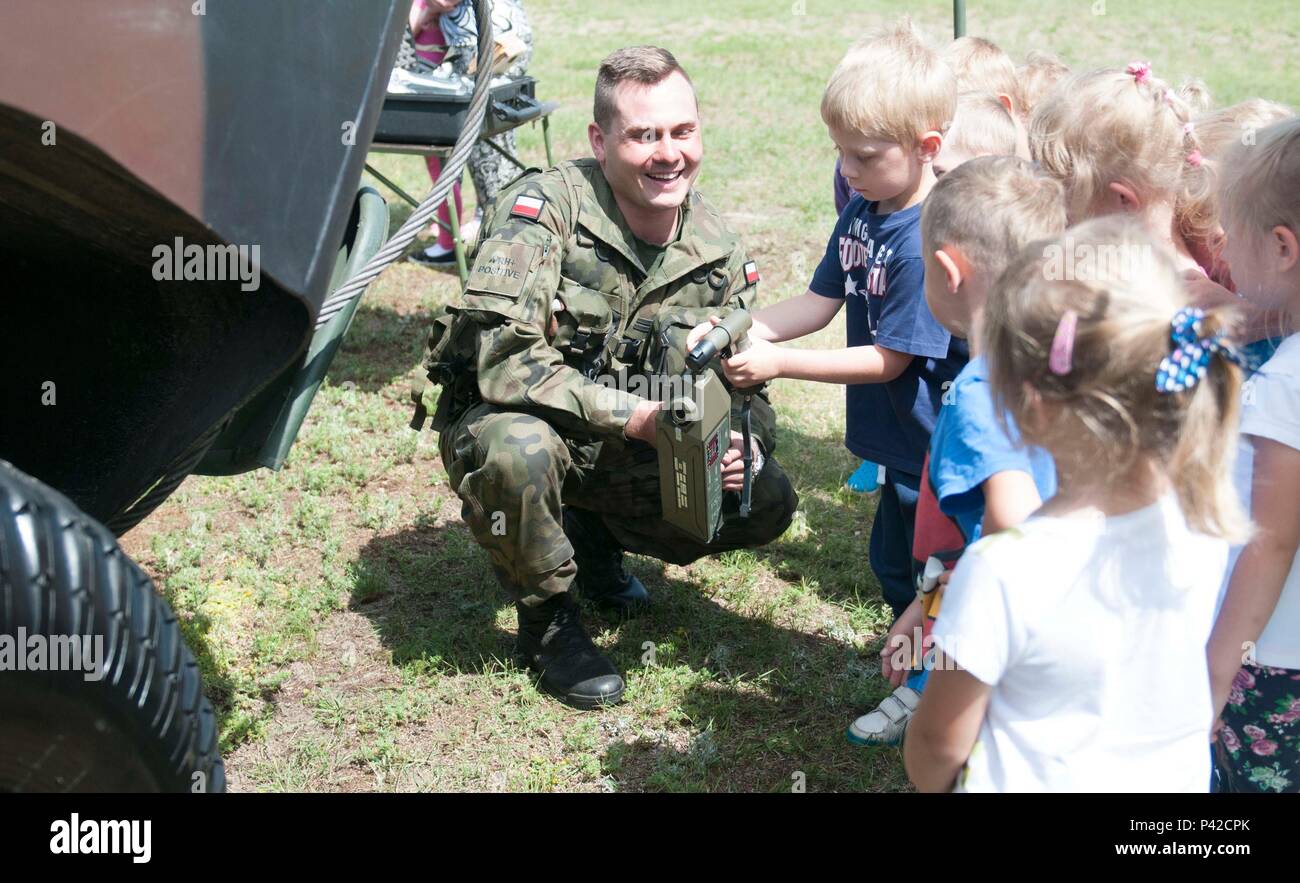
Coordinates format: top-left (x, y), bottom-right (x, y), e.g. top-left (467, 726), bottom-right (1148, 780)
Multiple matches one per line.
top-left (121, 0), bottom-right (1299, 791)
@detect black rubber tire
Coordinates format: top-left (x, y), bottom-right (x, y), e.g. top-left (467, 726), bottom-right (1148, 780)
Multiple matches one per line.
top-left (0, 459), bottom-right (225, 793)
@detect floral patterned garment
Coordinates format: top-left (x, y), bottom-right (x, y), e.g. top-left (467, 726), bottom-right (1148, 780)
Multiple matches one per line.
top-left (1216, 664), bottom-right (1300, 793)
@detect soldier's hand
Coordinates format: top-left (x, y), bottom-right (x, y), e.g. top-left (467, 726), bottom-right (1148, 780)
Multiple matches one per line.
top-left (720, 431), bottom-right (762, 492)
top-left (547, 298), bottom-right (563, 342)
top-left (721, 337), bottom-right (785, 386)
top-left (623, 400), bottom-right (662, 445)
top-left (685, 316), bottom-right (721, 352)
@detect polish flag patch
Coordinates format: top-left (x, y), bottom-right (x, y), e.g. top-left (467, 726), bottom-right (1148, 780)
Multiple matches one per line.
top-left (744, 260), bottom-right (760, 285)
top-left (510, 195), bottom-right (545, 221)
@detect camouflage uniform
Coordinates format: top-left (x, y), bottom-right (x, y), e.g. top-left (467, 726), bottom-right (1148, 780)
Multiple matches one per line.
top-left (416, 158), bottom-right (798, 606)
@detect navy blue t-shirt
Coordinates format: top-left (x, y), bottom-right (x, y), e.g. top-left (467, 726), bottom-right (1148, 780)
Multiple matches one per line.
top-left (809, 194), bottom-right (969, 475)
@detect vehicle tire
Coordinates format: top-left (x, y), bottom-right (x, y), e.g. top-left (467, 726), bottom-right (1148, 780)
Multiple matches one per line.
top-left (0, 459), bottom-right (225, 792)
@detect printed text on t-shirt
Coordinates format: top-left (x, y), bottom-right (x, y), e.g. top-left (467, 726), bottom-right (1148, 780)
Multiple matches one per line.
top-left (838, 217), bottom-right (893, 298)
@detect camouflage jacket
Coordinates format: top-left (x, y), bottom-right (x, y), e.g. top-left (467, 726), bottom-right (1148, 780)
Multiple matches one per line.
top-left (423, 158), bottom-right (775, 448)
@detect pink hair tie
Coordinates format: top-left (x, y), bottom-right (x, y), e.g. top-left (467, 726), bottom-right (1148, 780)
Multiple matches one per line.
top-left (1049, 309), bottom-right (1079, 376)
top-left (1187, 149), bottom-right (1203, 168)
top-left (1126, 61), bottom-right (1152, 85)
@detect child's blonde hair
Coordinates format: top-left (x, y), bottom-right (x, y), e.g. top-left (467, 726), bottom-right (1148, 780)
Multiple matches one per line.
top-left (1194, 102), bottom-right (1294, 274)
top-left (821, 19), bottom-right (955, 147)
top-left (946, 91), bottom-right (1018, 159)
top-left (922, 155), bottom-right (1066, 287)
top-left (983, 215), bottom-right (1248, 540)
top-left (1178, 79), bottom-right (1215, 115)
top-left (1196, 99), bottom-right (1294, 161)
top-left (943, 36), bottom-right (1021, 116)
top-left (1016, 50), bottom-right (1070, 118)
top-left (1219, 116), bottom-right (1300, 291)
top-left (1029, 65), bottom-right (1217, 253)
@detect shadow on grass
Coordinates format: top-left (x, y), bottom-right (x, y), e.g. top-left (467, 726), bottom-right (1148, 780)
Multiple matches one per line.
top-left (746, 425), bottom-right (887, 611)
top-left (325, 304), bottom-right (431, 394)
top-left (596, 555), bottom-right (907, 792)
top-left (350, 507), bottom-right (907, 791)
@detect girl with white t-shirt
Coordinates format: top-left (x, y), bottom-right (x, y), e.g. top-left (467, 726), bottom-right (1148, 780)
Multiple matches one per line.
top-left (904, 216), bottom-right (1250, 792)
top-left (1207, 117), bottom-right (1300, 794)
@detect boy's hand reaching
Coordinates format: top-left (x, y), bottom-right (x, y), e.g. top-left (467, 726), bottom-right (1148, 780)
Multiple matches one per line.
top-left (722, 337), bottom-right (785, 386)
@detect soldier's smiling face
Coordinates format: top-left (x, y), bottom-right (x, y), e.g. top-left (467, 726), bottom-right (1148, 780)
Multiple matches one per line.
top-left (589, 71), bottom-right (702, 215)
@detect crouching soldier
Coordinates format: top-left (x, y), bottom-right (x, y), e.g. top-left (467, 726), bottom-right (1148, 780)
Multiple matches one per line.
top-left (411, 46), bottom-right (797, 709)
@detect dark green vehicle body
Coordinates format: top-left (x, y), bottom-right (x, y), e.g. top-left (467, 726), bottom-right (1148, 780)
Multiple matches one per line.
top-left (0, 0), bottom-right (411, 792)
top-left (0, 0), bottom-right (406, 522)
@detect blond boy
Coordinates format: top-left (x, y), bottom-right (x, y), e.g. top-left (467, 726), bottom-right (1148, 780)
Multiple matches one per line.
top-left (693, 21), bottom-right (964, 617)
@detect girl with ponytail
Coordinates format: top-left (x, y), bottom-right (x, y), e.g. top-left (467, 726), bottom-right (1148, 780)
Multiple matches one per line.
top-left (906, 216), bottom-right (1248, 792)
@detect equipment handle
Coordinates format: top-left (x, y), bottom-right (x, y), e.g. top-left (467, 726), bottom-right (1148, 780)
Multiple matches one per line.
top-left (739, 395), bottom-right (754, 518)
top-left (686, 309), bottom-right (752, 372)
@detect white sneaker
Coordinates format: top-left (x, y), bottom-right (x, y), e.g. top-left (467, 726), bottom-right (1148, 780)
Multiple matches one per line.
top-left (409, 242), bottom-right (457, 266)
top-left (847, 684), bottom-right (920, 746)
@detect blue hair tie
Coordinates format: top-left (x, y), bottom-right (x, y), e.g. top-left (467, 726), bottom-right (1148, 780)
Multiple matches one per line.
top-left (1155, 307), bottom-right (1248, 393)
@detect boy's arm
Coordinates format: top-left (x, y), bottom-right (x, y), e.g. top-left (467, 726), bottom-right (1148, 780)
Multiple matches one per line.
top-left (1208, 436), bottom-right (1300, 718)
top-left (685, 290), bottom-right (842, 352)
top-left (980, 471), bottom-right (1044, 536)
top-left (749, 290), bottom-right (843, 342)
top-left (687, 217), bottom-right (849, 356)
top-left (904, 655), bottom-right (992, 792)
top-left (722, 339), bottom-right (913, 386)
top-left (728, 253), bottom-right (944, 387)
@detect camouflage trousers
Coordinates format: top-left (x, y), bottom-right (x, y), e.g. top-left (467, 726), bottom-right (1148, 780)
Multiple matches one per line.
top-left (439, 402), bottom-right (799, 606)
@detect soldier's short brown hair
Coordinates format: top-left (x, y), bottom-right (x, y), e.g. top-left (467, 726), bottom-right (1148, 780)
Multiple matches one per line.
top-left (593, 46), bottom-right (695, 132)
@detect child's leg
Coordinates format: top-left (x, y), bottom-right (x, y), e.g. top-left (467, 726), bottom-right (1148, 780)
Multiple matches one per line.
top-left (1216, 663), bottom-right (1300, 793)
top-left (849, 475), bottom-right (926, 747)
top-left (414, 36), bottom-right (462, 252)
top-left (423, 154), bottom-right (462, 251)
top-left (868, 470), bottom-right (922, 619)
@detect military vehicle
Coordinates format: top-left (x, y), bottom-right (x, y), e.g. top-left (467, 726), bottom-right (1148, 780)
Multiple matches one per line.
top-left (0, 0), bottom-right (461, 792)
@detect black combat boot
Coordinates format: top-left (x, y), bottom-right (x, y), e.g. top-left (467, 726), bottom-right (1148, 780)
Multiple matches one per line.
top-left (515, 594), bottom-right (624, 710)
top-left (563, 507), bottom-right (651, 619)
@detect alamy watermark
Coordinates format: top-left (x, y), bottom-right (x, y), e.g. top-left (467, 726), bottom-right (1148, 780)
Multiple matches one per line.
top-left (151, 236), bottom-right (261, 291)
top-left (50, 814), bottom-right (150, 863)
top-left (1, 628), bottom-right (105, 682)
top-left (1041, 237), bottom-right (1155, 284)
top-left (591, 371), bottom-right (710, 421)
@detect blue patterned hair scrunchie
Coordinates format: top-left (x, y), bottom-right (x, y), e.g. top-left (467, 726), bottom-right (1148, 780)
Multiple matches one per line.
top-left (1155, 307), bottom-right (1249, 393)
